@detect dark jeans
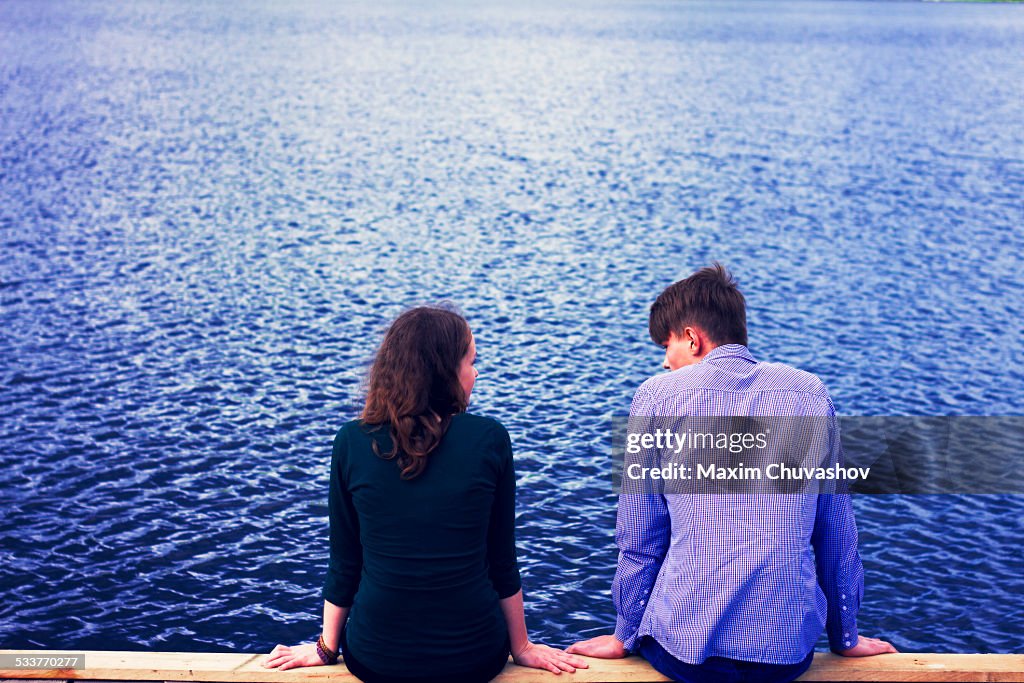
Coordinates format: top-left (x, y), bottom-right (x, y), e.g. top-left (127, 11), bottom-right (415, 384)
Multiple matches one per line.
top-left (638, 637), bottom-right (815, 683)
top-left (339, 626), bottom-right (509, 683)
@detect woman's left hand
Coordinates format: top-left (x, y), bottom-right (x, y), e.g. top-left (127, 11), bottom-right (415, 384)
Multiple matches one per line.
top-left (261, 642), bottom-right (331, 670)
top-left (512, 641), bottom-right (589, 674)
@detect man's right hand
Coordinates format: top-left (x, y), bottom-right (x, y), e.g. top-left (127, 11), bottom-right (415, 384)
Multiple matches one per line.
top-left (839, 636), bottom-right (898, 657)
top-left (566, 634), bottom-right (628, 659)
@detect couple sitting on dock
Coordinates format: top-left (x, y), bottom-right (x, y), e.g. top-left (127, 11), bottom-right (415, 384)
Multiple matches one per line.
top-left (261, 264), bottom-right (897, 683)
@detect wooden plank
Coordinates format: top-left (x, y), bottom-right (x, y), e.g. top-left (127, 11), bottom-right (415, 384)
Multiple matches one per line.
top-left (2, 650), bottom-right (1023, 682)
top-left (0, 652), bottom-right (355, 683)
top-left (490, 657), bottom-right (671, 682)
top-left (797, 653), bottom-right (1024, 682)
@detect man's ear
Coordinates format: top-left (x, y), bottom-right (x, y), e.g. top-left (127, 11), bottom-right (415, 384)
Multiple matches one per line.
top-left (684, 326), bottom-right (702, 355)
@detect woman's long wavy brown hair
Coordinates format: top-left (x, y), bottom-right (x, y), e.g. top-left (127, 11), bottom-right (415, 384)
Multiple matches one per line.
top-left (361, 305), bottom-right (471, 480)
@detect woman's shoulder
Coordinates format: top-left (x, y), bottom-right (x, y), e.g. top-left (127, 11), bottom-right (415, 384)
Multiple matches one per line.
top-left (331, 418), bottom-right (383, 450)
top-left (333, 418), bottom-right (363, 439)
top-left (453, 412), bottom-right (508, 434)
top-left (451, 413), bottom-right (512, 452)
top-left (332, 414), bottom-right (511, 451)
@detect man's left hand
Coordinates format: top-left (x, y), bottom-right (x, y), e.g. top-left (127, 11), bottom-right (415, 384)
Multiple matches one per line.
top-left (566, 634), bottom-right (627, 659)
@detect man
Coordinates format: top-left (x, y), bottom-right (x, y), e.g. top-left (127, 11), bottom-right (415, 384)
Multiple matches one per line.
top-left (568, 264), bottom-right (896, 682)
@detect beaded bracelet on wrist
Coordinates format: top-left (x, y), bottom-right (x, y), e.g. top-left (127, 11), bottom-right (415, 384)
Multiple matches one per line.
top-left (316, 634), bottom-right (339, 665)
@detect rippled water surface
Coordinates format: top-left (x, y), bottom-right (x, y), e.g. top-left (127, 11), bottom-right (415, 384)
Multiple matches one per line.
top-left (2, 0), bottom-right (1023, 655)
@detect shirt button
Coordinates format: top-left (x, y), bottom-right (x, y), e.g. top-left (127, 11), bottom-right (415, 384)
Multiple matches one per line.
top-left (841, 594), bottom-right (846, 599)
top-left (842, 606), bottom-right (847, 611)
top-left (844, 632), bottom-right (849, 637)
top-left (640, 600), bottom-right (645, 606)
top-left (844, 641), bottom-right (851, 647)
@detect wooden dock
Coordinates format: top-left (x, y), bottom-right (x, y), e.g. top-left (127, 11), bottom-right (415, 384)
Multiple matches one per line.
top-left (2, 650), bottom-right (1024, 682)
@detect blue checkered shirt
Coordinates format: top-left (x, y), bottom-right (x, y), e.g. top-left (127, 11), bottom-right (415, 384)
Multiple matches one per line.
top-left (612, 344), bottom-right (864, 664)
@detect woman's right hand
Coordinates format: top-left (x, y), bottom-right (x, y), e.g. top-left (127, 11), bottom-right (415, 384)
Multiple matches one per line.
top-left (260, 642), bottom-right (331, 670)
top-left (512, 641), bottom-right (589, 674)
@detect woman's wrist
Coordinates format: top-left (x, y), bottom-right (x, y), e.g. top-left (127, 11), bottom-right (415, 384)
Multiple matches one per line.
top-left (320, 600), bottom-right (348, 664)
top-left (498, 589), bottom-right (531, 662)
top-left (511, 639), bottom-right (531, 660)
top-left (315, 634), bottom-right (339, 665)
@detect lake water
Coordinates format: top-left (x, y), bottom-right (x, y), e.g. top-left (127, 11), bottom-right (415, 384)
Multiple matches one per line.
top-left (1, 0), bottom-right (1023, 656)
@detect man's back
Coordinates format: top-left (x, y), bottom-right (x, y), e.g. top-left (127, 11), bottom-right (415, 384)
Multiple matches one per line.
top-left (613, 344), bottom-right (864, 664)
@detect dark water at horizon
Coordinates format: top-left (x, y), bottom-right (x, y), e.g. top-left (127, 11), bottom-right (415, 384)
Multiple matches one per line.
top-left (2, 0), bottom-right (1023, 656)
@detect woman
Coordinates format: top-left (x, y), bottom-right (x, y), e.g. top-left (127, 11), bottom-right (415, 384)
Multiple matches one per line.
top-left (262, 305), bottom-right (586, 682)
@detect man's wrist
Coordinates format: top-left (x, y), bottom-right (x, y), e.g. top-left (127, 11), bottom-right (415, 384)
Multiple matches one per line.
top-left (831, 625), bottom-right (859, 653)
top-left (613, 616), bottom-right (638, 653)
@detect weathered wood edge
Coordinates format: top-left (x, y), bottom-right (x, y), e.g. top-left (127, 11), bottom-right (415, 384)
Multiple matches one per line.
top-left (2, 651), bottom-right (1023, 682)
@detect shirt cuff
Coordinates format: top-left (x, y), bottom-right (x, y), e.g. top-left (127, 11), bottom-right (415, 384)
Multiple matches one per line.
top-left (830, 620), bottom-right (859, 653)
top-left (828, 583), bottom-right (861, 652)
top-left (614, 615), bottom-right (641, 653)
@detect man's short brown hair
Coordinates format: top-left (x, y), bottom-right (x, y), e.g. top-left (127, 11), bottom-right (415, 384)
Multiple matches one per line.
top-left (649, 263), bottom-right (748, 347)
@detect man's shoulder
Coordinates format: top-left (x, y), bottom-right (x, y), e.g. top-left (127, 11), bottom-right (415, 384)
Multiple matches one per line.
top-left (635, 356), bottom-right (833, 405)
top-left (753, 358), bottom-right (833, 397)
top-left (633, 366), bottom-right (709, 408)
top-left (635, 368), bottom-right (693, 397)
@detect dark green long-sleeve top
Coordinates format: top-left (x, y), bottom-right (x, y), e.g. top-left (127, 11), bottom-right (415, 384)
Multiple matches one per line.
top-left (321, 413), bottom-right (522, 677)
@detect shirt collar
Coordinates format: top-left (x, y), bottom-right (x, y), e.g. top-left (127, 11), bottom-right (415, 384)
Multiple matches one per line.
top-left (701, 343), bottom-right (756, 364)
